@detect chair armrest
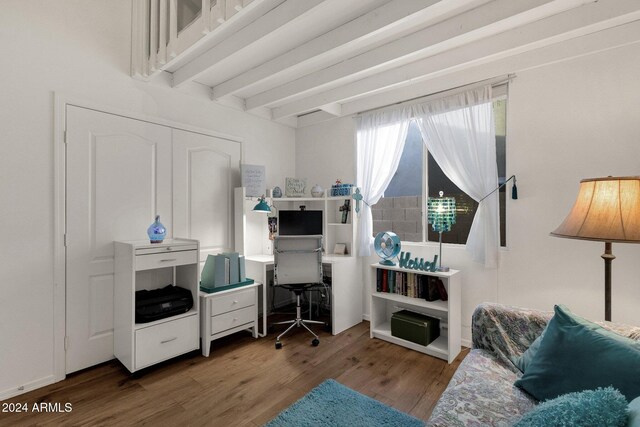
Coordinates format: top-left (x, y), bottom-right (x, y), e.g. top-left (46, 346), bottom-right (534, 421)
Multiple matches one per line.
top-left (471, 303), bottom-right (552, 371)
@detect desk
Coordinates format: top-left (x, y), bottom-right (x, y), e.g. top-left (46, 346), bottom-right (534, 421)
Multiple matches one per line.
top-left (245, 254), bottom-right (363, 336)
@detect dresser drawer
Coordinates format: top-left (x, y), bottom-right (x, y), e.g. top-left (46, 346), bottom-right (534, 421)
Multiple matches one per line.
top-left (211, 306), bottom-right (256, 335)
top-left (135, 250), bottom-right (198, 271)
top-left (210, 288), bottom-right (256, 316)
top-left (135, 314), bottom-right (198, 369)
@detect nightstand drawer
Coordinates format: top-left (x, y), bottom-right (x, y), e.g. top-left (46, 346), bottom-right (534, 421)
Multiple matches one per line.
top-left (135, 314), bottom-right (198, 369)
top-left (211, 306), bottom-right (255, 335)
top-left (210, 288), bottom-right (256, 315)
top-left (135, 250), bottom-right (198, 271)
top-left (135, 243), bottom-right (198, 255)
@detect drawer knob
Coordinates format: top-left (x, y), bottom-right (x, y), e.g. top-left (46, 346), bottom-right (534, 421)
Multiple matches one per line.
top-left (161, 337), bottom-right (178, 344)
top-left (166, 247), bottom-right (172, 251)
top-left (160, 258), bottom-right (177, 262)
top-left (233, 318), bottom-right (238, 321)
top-left (233, 300), bottom-right (238, 304)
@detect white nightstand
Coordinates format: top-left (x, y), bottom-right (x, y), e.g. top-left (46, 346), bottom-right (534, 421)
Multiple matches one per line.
top-left (114, 238), bottom-right (200, 373)
top-left (199, 283), bottom-right (260, 357)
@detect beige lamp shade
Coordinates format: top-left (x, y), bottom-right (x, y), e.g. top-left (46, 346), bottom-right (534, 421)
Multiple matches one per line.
top-left (551, 176), bottom-right (640, 243)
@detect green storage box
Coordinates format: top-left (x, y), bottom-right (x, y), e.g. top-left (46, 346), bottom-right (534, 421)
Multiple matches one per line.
top-left (390, 310), bottom-right (440, 346)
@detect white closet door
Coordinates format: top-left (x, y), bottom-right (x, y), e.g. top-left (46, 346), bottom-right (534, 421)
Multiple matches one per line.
top-left (172, 129), bottom-right (241, 265)
top-left (66, 106), bottom-right (172, 373)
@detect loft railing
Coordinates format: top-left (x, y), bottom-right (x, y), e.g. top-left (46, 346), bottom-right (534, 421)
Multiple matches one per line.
top-left (131, 0), bottom-right (252, 79)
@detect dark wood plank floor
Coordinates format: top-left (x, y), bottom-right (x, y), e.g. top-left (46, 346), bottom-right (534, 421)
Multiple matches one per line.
top-left (1, 321), bottom-right (468, 426)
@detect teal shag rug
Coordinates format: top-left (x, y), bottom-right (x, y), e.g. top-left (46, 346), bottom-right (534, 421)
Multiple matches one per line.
top-left (265, 379), bottom-right (425, 427)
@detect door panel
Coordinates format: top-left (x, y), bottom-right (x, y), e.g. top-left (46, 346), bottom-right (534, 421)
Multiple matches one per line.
top-left (172, 129), bottom-right (241, 264)
top-left (66, 106), bottom-right (172, 373)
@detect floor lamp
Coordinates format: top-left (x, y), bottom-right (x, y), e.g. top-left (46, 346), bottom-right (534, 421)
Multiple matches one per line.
top-left (550, 176), bottom-right (640, 321)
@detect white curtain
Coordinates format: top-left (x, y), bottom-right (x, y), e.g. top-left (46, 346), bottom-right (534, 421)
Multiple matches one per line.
top-left (412, 85), bottom-right (499, 267)
top-left (356, 108), bottom-right (411, 256)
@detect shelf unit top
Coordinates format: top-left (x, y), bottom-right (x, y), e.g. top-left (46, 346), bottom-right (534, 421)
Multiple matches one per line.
top-left (271, 197), bottom-right (324, 202)
top-left (263, 195), bottom-right (354, 203)
top-left (116, 238), bottom-right (198, 250)
top-left (370, 262), bottom-right (459, 277)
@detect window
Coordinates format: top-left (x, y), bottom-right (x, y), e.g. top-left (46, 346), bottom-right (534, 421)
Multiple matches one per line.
top-left (372, 98), bottom-right (507, 246)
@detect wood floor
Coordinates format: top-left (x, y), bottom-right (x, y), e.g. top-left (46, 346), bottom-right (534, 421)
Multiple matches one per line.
top-left (1, 321), bottom-right (468, 426)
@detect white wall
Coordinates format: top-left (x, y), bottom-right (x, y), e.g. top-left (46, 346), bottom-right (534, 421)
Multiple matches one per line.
top-left (295, 43), bottom-right (640, 343)
top-left (0, 0), bottom-right (295, 398)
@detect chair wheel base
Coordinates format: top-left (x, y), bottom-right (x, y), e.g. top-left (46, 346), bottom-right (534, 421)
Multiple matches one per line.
top-left (275, 341), bottom-right (282, 349)
top-left (312, 338), bottom-right (319, 347)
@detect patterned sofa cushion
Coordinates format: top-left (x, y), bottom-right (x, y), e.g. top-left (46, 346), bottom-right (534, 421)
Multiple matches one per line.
top-left (427, 349), bottom-right (536, 427)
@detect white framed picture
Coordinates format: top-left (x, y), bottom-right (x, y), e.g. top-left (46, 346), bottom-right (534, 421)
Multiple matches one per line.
top-left (333, 243), bottom-right (347, 255)
top-left (241, 164), bottom-right (266, 197)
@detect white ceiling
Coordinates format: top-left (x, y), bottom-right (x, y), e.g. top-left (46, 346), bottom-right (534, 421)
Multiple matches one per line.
top-left (156, 0), bottom-right (640, 127)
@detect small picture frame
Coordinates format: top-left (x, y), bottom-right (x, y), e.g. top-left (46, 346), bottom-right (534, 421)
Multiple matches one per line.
top-left (268, 217), bottom-right (277, 241)
top-left (333, 243), bottom-right (347, 255)
top-left (285, 177), bottom-right (307, 197)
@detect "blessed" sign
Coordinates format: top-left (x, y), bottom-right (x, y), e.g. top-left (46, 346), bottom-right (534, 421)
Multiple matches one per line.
top-left (399, 252), bottom-right (438, 272)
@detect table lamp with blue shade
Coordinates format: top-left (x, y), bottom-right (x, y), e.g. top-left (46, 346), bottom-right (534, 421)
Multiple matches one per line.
top-left (427, 191), bottom-right (457, 272)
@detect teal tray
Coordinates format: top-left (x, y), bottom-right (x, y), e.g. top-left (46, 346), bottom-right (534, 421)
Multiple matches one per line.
top-left (200, 278), bottom-right (255, 294)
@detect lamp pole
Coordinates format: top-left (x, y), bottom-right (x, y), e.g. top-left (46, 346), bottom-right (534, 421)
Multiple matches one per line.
top-left (438, 230), bottom-right (443, 271)
top-left (602, 242), bottom-right (615, 322)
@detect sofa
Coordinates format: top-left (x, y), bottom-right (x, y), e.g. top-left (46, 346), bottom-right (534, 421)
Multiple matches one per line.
top-left (427, 303), bottom-right (640, 426)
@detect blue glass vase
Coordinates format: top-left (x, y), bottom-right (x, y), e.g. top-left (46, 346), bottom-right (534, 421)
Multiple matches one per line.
top-left (147, 215), bottom-right (166, 243)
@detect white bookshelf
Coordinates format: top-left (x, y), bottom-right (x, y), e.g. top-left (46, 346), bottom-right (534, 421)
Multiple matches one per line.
top-left (369, 263), bottom-right (461, 363)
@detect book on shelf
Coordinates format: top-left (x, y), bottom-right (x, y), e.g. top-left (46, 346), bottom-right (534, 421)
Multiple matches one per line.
top-left (375, 268), bottom-right (448, 302)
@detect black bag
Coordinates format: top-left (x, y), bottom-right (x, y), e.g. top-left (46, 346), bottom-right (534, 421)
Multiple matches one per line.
top-left (135, 285), bottom-right (193, 323)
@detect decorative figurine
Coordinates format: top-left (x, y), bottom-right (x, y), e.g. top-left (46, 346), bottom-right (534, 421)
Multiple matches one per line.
top-left (147, 215), bottom-right (166, 243)
top-left (352, 188), bottom-right (363, 214)
top-left (272, 186), bottom-right (282, 198)
top-left (339, 199), bottom-right (351, 224)
top-left (311, 184), bottom-right (324, 198)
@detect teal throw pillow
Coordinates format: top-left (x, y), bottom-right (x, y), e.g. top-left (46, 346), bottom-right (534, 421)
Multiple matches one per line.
top-left (514, 328), bottom-right (546, 373)
top-left (514, 387), bottom-right (628, 427)
top-left (514, 305), bottom-right (640, 402)
top-left (629, 396), bottom-right (640, 427)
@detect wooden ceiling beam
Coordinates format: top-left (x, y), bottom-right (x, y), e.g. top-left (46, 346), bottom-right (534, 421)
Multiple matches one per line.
top-left (246, 0), bottom-right (595, 111)
top-left (336, 20), bottom-right (640, 120)
top-left (211, 0), bottom-right (487, 99)
top-left (270, 0), bottom-right (640, 119)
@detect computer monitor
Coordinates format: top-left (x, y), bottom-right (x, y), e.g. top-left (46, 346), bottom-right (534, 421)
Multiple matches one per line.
top-left (278, 210), bottom-right (323, 236)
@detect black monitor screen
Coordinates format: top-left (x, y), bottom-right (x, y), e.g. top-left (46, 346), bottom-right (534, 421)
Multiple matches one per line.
top-left (278, 210), bottom-right (323, 236)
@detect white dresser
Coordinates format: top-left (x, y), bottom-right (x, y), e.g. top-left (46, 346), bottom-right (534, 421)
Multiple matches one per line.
top-left (114, 238), bottom-right (200, 372)
top-left (200, 283), bottom-right (259, 357)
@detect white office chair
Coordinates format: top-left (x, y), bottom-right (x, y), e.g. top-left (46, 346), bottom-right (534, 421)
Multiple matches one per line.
top-left (272, 235), bottom-right (326, 349)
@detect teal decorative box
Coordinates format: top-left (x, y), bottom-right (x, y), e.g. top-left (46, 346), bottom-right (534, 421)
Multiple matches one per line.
top-left (330, 183), bottom-right (354, 196)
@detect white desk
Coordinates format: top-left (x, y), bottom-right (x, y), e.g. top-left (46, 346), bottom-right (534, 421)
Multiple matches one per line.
top-left (245, 254), bottom-right (363, 336)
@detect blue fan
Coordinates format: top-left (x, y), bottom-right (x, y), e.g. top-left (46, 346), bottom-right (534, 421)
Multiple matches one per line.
top-left (374, 231), bottom-right (401, 266)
